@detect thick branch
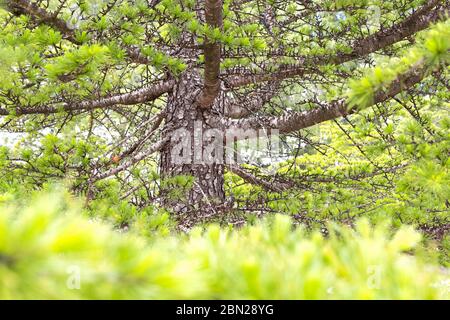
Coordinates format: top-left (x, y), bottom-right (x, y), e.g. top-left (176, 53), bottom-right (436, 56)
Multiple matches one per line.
top-left (227, 61), bottom-right (434, 134)
top-left (0, 80), bottom-right (174, 116)
top-left (197, 0), bottom-right (223, 108)
top-left (90, 137), bottom-right (169, 183)
top-left (227, 164), bottom-right (292, 192)
top-left (226, 0), bottom-right (447, 88)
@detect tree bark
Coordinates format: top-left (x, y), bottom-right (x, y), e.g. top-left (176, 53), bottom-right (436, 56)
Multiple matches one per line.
top-left (159, 71), bottom-right (226, 228)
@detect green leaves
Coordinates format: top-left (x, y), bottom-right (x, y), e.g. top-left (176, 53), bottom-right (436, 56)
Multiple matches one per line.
top-left (34, 26), bottom-right (62, 46)
top-left (347, 76), bottom-right (376, 110)
top-left (74, 30), bottom-right (90, 44)
top-left (347, 64), bottom-right (401, 110)
top-left (423, 22), bottom-right (450, 65)
top-left (0, 191), bottom-right (447, 299)
top-left (0, 0), bottom-right (448, 299)
top-left (45, 44), bottom-right (111, 81)
top-left (187, 20), bottom-right (200, 33)
top-left (347, 21), bottom-right (450, 111)
top-left (140, 46), bottom-right (186, 74)
top-left (160, 174), bottom-right (195, 201)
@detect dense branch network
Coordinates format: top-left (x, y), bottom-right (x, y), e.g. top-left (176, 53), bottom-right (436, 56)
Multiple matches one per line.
top-left (5, 0), bottom-right (159, 64)
top-left (2, 0), bottom-right (447, 119)
top-left (224, 0), bottom-right (448, 88)
top-left (0, 0), bottom-right (448, 203)
top-left (227, 61), bottom-right (434, 134)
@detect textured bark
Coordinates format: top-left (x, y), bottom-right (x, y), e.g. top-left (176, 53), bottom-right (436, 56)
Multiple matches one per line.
top-left (197, 0), bottom-right (223, 108)
top-left (160, 71), bottom-right (226, 227)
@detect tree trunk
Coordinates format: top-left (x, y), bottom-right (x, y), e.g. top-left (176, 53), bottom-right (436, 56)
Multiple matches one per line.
top-left (159, 71), bottom-right (226, 228)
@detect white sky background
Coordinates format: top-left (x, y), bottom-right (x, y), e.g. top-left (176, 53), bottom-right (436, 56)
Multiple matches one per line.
top-left (0, 132), bottom-right (24, 147)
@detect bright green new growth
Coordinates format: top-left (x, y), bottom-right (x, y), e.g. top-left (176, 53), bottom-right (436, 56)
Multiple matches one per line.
top-left (347, 21), bottom-right (450, 110)
top-left (0, 190), bottom-right (447, 299)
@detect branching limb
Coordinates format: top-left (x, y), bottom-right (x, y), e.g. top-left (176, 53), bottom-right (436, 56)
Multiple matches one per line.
top-left (90, 137), bottom-right (169, 183)
top-left (117, 111), bottom-right (165, 160)
top-left (225, 0), bottom-right (447, 88)
top-left (5, 0), bottom-right (153, 64)
top-left (229, 162), bottom-right (408, 193)
top-left (227, 164), bottom-right (292, 192)
top-left (197, 0), bottom-right (223, 108)
top-left (6, 0), bottom-right (79, 42)
top-left (226, 60), bottom-right (436, 134)
top-left (225, 80), bottom-right (281, 118)
top-left (0, 80), bottom-right (174, 116)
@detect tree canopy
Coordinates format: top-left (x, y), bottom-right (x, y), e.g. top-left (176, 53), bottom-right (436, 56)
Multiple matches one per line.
top-left (0, 0), bottom-right (449, 300)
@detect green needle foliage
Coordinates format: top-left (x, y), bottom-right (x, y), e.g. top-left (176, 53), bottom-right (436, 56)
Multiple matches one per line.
top-left (0, 190), bottom-right (448, 299)
top-left (0, 0), bottom-right (449, 300)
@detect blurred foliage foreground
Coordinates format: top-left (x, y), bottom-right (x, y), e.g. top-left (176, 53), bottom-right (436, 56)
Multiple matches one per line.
top-left (0, 190), bottom-right (448, 299)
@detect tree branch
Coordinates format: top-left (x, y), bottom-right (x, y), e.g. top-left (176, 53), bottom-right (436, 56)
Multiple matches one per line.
top-left (224, 80), bottom-right (280, 118)
top-left (227, 60), bottom-right (436, 134)
top-left (227, 164), bottom-right (292, 192)
top-left (5, 0), bottom-right (153, 64)
top-left (197, 0), bottom-right (223, 108)
top-left (228, 163), bottom-right (408, 192)
top-left (225, 0), bottom-right (447, 88)
top-left (0, 80), bottom-right (174, 116)
top-left (90, 137), bottom-right (169, 183)
top-left (6, 0), bottom-right (79, 42)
